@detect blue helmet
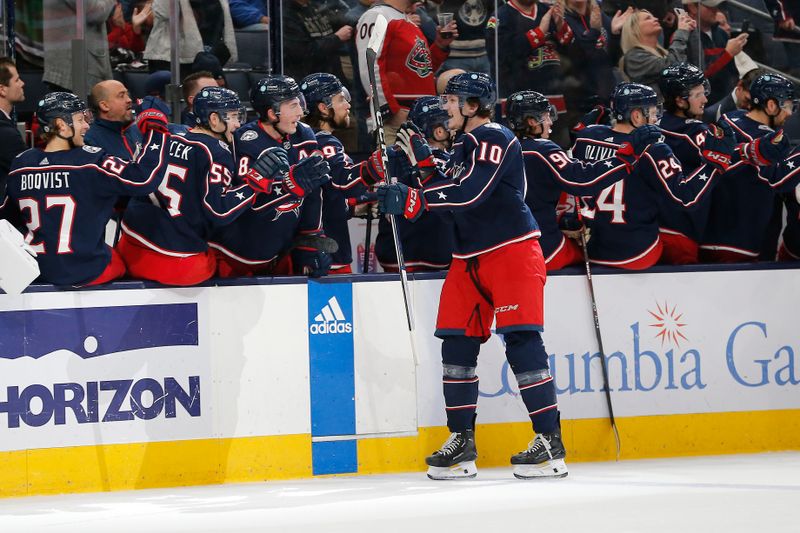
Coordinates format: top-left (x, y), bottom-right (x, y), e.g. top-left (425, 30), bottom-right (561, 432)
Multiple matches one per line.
top-left (610, 82), bottom-right (660, 122)
top-left (505, 90), bottom-right (556, 130)
top-left (659, 63), bottom-right (709, 101)
top-left (408, 96), bottom-right (450, 138)
top-left (750, 73), bottom-right (797, 111)
top-left (444, 72), bottom-right (496, 112)
top-left (300, 73), bottom-right (351, 110)
top-left (192, 86), bottom-right (245, 128)
top-left (37, 92), bottom-right (89, 133)
top-left (251, 74), bottom-right (306, 119)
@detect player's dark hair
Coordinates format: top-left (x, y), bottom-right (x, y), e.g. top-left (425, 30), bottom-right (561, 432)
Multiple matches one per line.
top-left (0, 57), bottom-right (17, 87)
top-left (465, 97), bottom-right (492, 119)
top-left (182, 70), bottom-right (215, 103)
top-left (303, 101), bottom-right (328, 130)
top-left (741, 68), bottom-right (766, 89)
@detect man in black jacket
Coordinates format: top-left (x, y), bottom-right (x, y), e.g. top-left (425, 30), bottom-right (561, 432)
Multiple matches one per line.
top-left (283, 0), bottom-right (352, 86)
top-left (0, 58), bottom-right (27, 202)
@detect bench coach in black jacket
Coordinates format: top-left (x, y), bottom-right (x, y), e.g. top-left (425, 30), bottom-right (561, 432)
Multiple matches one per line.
top-left (0, 58), bottom-right (28, 201)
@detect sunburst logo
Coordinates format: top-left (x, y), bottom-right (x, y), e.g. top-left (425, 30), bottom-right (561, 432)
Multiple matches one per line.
top-left (648, 302), bottom-right (688, 347)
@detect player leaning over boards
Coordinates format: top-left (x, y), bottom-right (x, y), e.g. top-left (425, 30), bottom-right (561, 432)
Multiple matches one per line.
top-left (1, 92), bottom-right (168, 287)
top-left (378, 72), bottom-right (567, 480)
top-left (119, 87), bottom-right (261, 286)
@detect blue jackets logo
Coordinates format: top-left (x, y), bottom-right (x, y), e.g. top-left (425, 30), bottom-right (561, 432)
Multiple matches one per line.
top-left (310, 296), bottom-right (353, 335)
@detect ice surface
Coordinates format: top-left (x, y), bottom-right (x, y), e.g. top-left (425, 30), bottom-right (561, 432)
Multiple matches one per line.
top-left (1, 452), bottom-right (798, 532)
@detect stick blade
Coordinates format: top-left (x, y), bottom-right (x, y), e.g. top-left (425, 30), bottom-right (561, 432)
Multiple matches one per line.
top-left (367, 14), bottom-right (388, 54)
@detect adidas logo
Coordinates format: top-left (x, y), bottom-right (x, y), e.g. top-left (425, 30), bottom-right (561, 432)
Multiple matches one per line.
top-left (604, 137), bottom-right (615, 142)
top-left (40, 157), bottom-right (49, 165)
top-left (309, 296), bottom-right (353, 335)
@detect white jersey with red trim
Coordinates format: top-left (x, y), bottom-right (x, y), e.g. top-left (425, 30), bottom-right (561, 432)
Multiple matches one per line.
top-left (355, 4), bottom-right (447, 124)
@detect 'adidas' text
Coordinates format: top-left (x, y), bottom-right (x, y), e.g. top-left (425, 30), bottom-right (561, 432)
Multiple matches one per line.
top-left (310, 296), bottom-right (353, 335)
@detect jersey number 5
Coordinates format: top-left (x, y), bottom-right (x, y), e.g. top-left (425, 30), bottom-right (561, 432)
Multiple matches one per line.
top-left (158, 164), bottom-right (189, 217)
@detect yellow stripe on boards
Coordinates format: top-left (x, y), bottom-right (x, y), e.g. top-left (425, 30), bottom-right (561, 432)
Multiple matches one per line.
top-left (358, 409), bottom-right (800, 474)
top-left (2, 410), bottom-right (799, 498)
top-left (0, 434), bottom-right (311, 499)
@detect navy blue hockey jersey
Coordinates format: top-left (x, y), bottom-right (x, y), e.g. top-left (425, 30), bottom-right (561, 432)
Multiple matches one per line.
top-left (210, 121), bottom-right (324, 264)
top-left (122, 131), bottom-right (255, 255)
top-left (376, 148), bottom-right (454, 270)
top-left (316, 130), bottom-right (368, 269)
top-left (520, 137), bottom-right (629, 261)
top-left (3, 132), bottom-right (168, 285)
top-left (657, 113), bottom-right (720, 243)
top-left (780, 149), bottom-right (800, 258)
top-left (702, 110), bottom-right (800, 258)
top-left (422, 123), bottom-right (539, 259)
top-left (571, 124), bottom-right (718, 265)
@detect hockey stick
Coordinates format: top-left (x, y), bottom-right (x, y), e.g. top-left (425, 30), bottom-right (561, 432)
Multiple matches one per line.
top-left (366, 14), bottom-right (419, 365)
top-left (575, 197), bottom-right (621, 460)
top-left (363, 209), bottom-right (373, 273)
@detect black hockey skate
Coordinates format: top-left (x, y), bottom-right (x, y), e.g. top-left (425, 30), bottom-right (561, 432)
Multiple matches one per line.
top-left (425, 430), bottom-right (478, 480)
top-left (511, 430), bottom-right (568, 479)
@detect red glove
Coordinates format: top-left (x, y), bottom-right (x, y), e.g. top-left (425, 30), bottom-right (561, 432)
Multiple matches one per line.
top-left (737, 129), bottom-right (791, 166)
top-left (244, 168), bottom-right (273, 194)
top-left (136, 109), bottom-right (169, 135)
top-left (360, 149), bottom-right (386, 186)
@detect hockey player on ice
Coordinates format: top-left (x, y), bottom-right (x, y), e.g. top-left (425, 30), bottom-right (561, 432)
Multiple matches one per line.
top-left (378, 72), bottom-right (568, 480)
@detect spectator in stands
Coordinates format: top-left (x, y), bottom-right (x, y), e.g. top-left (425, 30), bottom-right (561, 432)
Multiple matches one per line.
top-left (86, 80), bottom-right (143, 160)
top-left (435, 0), bottom-right (493, 75)
top-left (344, 0), bottom-right (378, 152)
top-left (620, 9), bottom-right (695, 96)
top-left (43, 0), bottom-right (116, 93)
top-left (229, 0), bottom-right (270, 30)
top-left (318, 0), bottom-right (353, 29)
top-left (559, 1), bottom-right (632, 123)
top-left (407, 2), bottom-right (438, 44)
top-left (356, 0), bottom-right (455, 145)
top-left (108, 0), bottom-right (153, 54)
top-left (703, 67), bottom-right (763, 122)
top-left (0, 58), bottom-right (27, 202)
top-left (684, 0), bottom-right (749, 104)
top-left (601, 0), bottom-right (675, 22)
top-left (345, 0), bottom-right (374, 26)
top-left (191, 51), bottom-right (227, 88)
top-left (181, 70), bottom-right (218, 127)
top-left (283, 0), bottom-right (352, 87)
top-left (764, 0), bottom-right (800, 77)
top-left (486, 0), bottom-right (567, 143)
top-left (144, 70), bottom-right (172, 99)
top-left (144, 0), bottom-right (237, 76)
